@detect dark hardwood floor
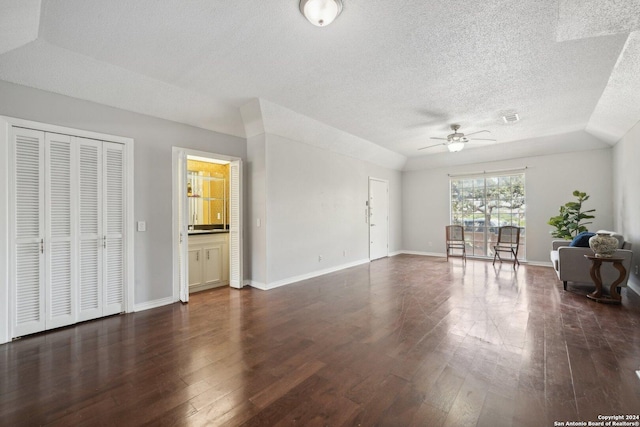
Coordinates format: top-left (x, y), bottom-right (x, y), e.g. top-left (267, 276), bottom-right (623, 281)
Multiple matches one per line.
top-left (2, 255), bottom-right (640, 426)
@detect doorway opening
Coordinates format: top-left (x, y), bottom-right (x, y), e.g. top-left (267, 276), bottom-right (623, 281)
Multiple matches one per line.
top-left (172, 148), bottom-right (243, 303)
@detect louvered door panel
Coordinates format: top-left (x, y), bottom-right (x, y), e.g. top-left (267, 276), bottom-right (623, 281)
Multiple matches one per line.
top-left (229, 160), bottom-right (242, 288)
top-left (80, 241), bottom-right (99, 311)
top-left (15, 244), bottom-right (42, 326)
top-left (103, 142), bottom-right (124, 315)
top-left (49, 241), bottom-right (72, 319)
top-left (178, 151), bottom-right (188, 302)
top-left (77, 138), bottom-right (103, 322)
top-left (12, 128), bottom-right (45, 337)
top-left (45, 133), bottom-right (76, 329)
top-left (105, 239), bottom-right (123, 307)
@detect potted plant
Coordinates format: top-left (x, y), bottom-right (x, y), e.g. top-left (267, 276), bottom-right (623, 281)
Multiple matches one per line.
top-left (548, 190), bottom-right (595, 239)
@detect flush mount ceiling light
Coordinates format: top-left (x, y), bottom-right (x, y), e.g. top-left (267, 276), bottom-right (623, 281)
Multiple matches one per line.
top-left (300, 0), bottom-right (343, 27)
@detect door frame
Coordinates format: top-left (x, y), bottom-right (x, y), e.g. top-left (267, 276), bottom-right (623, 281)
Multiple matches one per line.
top-left (171, 147), bottom-right (243, 302)
top-left (368, 177), bottom-right (389, 261)
top-left (0, 115), bottom-right (135, 345)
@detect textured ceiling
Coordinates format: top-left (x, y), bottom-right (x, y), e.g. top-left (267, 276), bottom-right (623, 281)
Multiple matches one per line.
top-left (0, 0), bottom-right (639, 169)
top-left (0, 0), bottom-right (40, 55)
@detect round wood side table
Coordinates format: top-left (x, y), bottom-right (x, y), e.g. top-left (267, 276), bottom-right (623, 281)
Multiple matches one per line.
top-left (583, 255), bottom-right (626, 304)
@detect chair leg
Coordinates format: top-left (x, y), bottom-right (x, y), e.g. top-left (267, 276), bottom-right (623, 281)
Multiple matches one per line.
top-left (563, 281), bottom-right (567, 291)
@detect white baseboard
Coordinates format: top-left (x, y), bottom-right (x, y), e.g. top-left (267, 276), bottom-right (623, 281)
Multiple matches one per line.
top-left (398, 250), bottom-right (446, 258)
top-left (134, 296), bottom-right (174, 312)
top-left (524, 260), bottom-right (553, 267)
top-left (247, 280), bottom-right (268, 290)
top-left (397, 250), bottom-right (553, 267)
top-left (628, 281), bottom-right (640, 297)
top-left (252, 259), bottom-right (370, 291)
top-left (245, 254), bottom-right (559, 292)
top-left (190, 281), bottom-right (228, 293)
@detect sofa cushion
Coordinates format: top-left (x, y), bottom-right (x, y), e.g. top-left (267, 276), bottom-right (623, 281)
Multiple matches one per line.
top-left (569, 231), bottom-right (595, 247)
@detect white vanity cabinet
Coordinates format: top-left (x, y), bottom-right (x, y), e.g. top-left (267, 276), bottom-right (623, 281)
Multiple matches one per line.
top-left (188, 233), bottom-right (229, 292)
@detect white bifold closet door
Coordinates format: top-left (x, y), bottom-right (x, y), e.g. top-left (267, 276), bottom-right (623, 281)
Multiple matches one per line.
top-left (102, 142), bottom-right (125, 316)
top-left (12, 128), bottom-right (46, 337)
top-left (229, 160), bottom-right (243, 289)
top-left (12, 129), bottom-right (77, 336)
top-left (77, 138), bottom-right (103, 321)
top-left (45, 133), bottom-right (76, 329)
top-left (11, 128), bottom-right (125, 338)
top-left (77, 138), bottom-right (124, 322)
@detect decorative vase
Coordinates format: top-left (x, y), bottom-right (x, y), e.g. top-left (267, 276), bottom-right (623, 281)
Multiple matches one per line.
top-left (588, 232), bottom-right (619, 258)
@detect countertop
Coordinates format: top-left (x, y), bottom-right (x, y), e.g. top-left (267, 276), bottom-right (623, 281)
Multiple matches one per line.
top-left (188, 229), bottom-right (229, 235)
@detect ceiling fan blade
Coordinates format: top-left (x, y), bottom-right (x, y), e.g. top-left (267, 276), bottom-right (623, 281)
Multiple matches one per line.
top-left (429, 137), bottom-right (448, 140)
top-left (465, 130), bottom-right (491, 137)
top-left (470, 138), bottom-right (497, 141)
top-left (418, 142), bottom-right (446, 150)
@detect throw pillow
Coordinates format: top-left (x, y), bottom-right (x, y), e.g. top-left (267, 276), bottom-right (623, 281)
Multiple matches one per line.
top-left (569, 231), bottom-right (595, 247)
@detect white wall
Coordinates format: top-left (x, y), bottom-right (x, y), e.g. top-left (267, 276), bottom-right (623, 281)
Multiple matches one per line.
top-left (402, 148), bottom-right (614, 263)
top-left (613, 120), bottom-right (640, 294)
top-left (253, 133), bottom-right (401, 287)
top-left (0, 80), bottom-right (246, 305)
top-left (246, 134), bottom-right (267, 285)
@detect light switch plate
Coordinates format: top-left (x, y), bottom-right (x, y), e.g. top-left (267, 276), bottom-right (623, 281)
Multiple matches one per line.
top-left (137, 221), bottom-right (146, 232)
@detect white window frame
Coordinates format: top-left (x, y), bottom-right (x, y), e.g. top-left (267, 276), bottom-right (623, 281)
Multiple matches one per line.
top-left (449, 170), bottom-right (526, 260)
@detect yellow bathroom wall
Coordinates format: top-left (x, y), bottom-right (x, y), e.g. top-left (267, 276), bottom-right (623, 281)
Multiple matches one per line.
top-left (187, 160), bottom-right (229, 225)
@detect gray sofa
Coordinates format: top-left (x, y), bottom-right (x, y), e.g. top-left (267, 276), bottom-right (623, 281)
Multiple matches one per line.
top-left (550, 230), bottom-right (633, 291)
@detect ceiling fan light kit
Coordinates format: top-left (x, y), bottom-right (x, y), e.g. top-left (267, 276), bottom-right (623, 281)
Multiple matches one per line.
top-left (300, 0), bottom-right (343, 26)
top-left (418, 124), bottom-right (496, 153)
top-left (447, 142), bottom-right (465, 152)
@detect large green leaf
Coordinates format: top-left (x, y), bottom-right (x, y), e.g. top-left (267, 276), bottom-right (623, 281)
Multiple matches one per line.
top-left (548, 190), bottom-right (596, 239)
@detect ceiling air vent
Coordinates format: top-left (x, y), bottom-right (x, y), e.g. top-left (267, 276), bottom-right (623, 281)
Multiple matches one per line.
top-left (502, 113), bottom-right (520, 123)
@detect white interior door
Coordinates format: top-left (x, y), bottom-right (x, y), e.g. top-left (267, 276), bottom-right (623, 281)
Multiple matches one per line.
top-left (369, 178), bottom-right (389, 261)
top-left (45, 133), bottom-right (76, 329)
top-left (103, 142), bottom-right (125, 315)
top-left (178, 151), bottom-right (189, 302)
top-left (77, 138), bottom-right (103, 322)
top-left (229, 160), bottom-right (243, 289)
top-left (11, 128), bottom-right (45, 337)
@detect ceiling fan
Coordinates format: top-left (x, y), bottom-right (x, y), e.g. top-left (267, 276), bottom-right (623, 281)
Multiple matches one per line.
top-left (418, 124), bottom-right (496, 152)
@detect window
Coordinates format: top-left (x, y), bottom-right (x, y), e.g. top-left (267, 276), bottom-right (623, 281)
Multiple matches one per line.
top-left (450, 173), bottom-right (525, 258)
